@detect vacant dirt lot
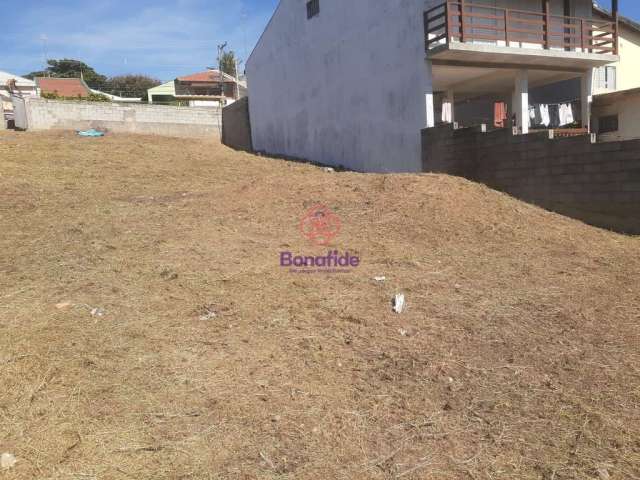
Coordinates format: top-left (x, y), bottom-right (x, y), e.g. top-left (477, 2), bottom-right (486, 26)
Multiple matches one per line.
top-left (1, 130), bottom-right (639, 480)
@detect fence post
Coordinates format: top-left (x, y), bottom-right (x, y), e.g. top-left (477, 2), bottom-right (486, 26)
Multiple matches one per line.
top-left (543, 0), bottom-right (550, 49)
top-left (504, 9), bottom-right (509, 45)
top-left (613, 0), bottom-right (619, 54)
top-left (445, 2), bottom-right (450, 45)
top-left (460, 0), bottom-right (466, 43)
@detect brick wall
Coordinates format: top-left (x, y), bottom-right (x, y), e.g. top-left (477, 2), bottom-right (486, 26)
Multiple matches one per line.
top-left (222, 97), bottom-right (252, 151)
top-left (422, 125), bottom-right (640, 234)
top-left (25, 98), bottom-right (221, 139)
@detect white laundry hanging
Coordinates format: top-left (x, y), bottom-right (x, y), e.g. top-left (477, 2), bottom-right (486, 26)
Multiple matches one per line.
top-left (540, 104), bottom-right (550, 127)
top-left (441, 102), bottom-right (452, 123)
top-left (559, 103), bottom-right (575, 126)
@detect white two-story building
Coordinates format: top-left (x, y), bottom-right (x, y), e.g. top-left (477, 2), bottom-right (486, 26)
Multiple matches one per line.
top-left (247, 0), bottom-right (620, 172)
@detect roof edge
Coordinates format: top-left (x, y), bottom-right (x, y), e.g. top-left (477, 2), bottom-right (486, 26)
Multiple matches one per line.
top-left (593, 3), bottom-right (640, 35)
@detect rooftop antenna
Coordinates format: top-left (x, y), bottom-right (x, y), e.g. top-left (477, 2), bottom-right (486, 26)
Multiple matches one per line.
top-left (241, 5), bottom-right (249, 62)
top-left (39, 34), bottom-right (49, 72)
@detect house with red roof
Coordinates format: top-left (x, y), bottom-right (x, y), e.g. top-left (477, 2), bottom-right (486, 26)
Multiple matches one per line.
top-left (148, 69), bottom-right (246, 107)
top-left (35, 77), bottom-right (91, 98)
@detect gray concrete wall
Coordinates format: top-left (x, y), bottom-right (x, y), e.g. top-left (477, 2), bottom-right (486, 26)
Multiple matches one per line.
top-left (247, 0), bottom-right (434, 173)
top-left (423, 125), bottom-right (640, 234)
top-left (24, 98), bottom-right (221, 138)
top-left (222, 97), bottom-right (252, 151)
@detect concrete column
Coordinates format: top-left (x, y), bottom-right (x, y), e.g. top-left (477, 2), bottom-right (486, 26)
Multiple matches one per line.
top-left (581, 68), bottom-right (594, 132)
top-left (442, 90), bottom-right (455, 124)
top-left (513, 70), bottom-right (529, 134)
top-left (424, 60), bottom-right (435, 128)
top-left (148, 93), bottom-right (153, 104)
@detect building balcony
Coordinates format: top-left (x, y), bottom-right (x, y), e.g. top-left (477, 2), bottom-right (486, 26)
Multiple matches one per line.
top-left (425, 1), bottom-right (619, 70)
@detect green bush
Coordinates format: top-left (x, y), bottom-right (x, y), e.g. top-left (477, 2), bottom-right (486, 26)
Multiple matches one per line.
top-left (41, 91), bottom-right (111, 102)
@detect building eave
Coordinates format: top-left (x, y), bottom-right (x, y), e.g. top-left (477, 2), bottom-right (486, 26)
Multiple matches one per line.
top-left (593, 3), bottom-right (640, 35)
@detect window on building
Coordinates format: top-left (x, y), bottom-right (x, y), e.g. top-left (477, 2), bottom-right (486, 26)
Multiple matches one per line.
top-left (307, 0), bottom-right (319, 19)
top-left (596, 66), bottom-right (617, 91)
top-left (598, 114), bottom-right (619, 134)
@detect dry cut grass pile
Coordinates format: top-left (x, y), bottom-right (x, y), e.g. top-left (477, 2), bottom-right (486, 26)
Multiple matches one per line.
top-left (0, 130), bottom-right (639, 480)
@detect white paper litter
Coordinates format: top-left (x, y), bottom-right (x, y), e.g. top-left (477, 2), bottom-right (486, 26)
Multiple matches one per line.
top-left (393, 294), bottom-right (405, 314)
top-left (0, 453), bottom-right (16, 470)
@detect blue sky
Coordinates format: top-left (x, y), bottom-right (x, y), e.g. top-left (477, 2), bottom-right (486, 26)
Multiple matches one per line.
top-left (2, 0), bottom-right (279, 81)
top-left (1, 0), bottom-right (638, 81)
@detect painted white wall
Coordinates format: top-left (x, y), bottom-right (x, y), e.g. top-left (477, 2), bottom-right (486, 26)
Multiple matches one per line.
top-left (593, 22), bottom-right (640, 95)
top-left (247, 0), bottom-right (434, 172)
top-left (189, 100), bottom-right (222, 107)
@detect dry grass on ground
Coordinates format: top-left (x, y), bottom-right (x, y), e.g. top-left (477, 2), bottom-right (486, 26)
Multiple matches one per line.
top-left (0, 130), bottom-right (639, 480)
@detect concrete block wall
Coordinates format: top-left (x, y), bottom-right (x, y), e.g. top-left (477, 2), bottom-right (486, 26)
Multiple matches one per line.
top-left (25, 98), bottom-right (221, 138)
top-left (423, 125), bottom-right (640, 234)
top-left (222, 97), bottom-right (253, 151)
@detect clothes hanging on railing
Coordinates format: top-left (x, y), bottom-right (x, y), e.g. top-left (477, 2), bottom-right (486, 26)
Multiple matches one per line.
top-left (494, 102), bottom-right (508, 128)
top-left (549, 104), bottom-right (560, 128)
top-left (441, 102), bottom-right (452, 123)
top-left (529, 101), bottom-right (577, 129)
top-left (559, 103), bottom-right (575, 126)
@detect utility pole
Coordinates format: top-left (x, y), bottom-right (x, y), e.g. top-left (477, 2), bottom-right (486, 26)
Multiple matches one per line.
top-left (217, 42), bottom-right (227, 106)
top-left (234, 59), bottom-right (244, 100)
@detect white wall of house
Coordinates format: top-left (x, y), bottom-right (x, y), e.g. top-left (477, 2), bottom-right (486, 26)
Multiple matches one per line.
top-left (593, 22), bottom-right (640, 94)
top-left (247, 0), bottom-right (434, 172)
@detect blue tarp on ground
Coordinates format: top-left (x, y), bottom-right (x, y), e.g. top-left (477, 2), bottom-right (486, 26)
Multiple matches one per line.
top-left (77, 129), bottom-right (105, 137)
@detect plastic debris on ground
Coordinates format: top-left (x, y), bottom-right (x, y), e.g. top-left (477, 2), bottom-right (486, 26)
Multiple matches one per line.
top-left (393, 294), bottom-right (406, 314)
top-left (199, 308), bottom-right (217, 321)
top-left (0, 453), bottom-right (17, 470)
top-left (77, 129), bottom-right (105, 137)
top-left (373, 276), bottom-right (386, 282)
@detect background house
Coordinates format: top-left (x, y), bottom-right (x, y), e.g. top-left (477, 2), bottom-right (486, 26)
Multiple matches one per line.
top-left (590, 3), bottom-right (640, 140)
top-left (148, 69), bottom-right (246, 107)
top-left (0, 71), bottom-right (37, 112)
top-left (36, 77), bottom-right (91, 98)
top-left (147, 80), bottom-right (177, 105)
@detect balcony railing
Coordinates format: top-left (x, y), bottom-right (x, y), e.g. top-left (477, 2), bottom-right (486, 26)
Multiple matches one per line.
top-left (425, 1), bottom-right (618, 55)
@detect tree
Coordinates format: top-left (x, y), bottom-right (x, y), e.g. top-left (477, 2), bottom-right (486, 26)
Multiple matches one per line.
top-left (220, 51), bottom-right (238, 77)
top-left (107, 75), bottom-right (162, 99)
top-left (25, 59), bottom-right (108, 89)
